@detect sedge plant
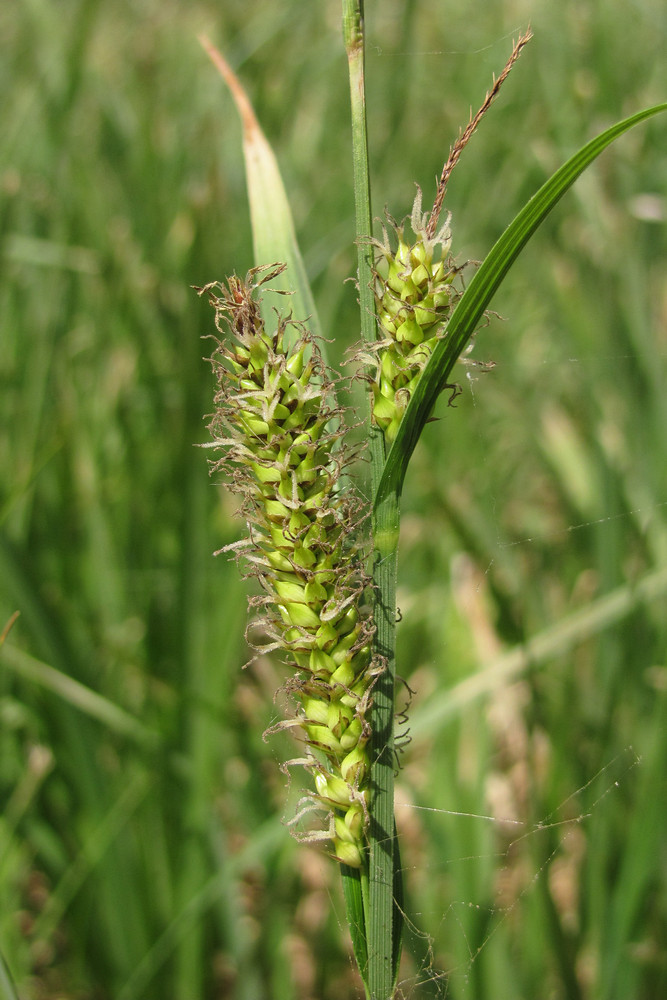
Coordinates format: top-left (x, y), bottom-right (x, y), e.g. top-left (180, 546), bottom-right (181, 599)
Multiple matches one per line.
top-left (200, 4), bottom-right (666, 997)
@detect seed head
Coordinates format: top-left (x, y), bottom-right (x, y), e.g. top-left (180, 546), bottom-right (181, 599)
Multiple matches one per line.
top-left (201, 264), bottom-right (377, 867)
top-left (370, 189), bottom-right (458, 443)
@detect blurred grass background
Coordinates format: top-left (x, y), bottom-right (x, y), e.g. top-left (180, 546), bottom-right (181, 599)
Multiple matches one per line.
top-left (1, 0), bottom-right (666, 997)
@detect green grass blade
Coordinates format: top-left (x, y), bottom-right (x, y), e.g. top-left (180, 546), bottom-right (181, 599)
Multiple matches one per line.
top-left (1, 643), bottom-right (160, 749)
top-left (390, 820), bottom-right (404, 988)
top-left (30, 770), bottom-right (150, 947)
top-left (340, 865), bottom-right (369, 993)
top-left (376, 101), bottom-right (667, 508)
top-left (199, 36), bottom-right (323, 343)
top-left (116, 817), bottom-right (286, 1000)
top-left (0, 947), bottom-right (19, 1000)
top-left (410, 564), bottom-right (667, 738)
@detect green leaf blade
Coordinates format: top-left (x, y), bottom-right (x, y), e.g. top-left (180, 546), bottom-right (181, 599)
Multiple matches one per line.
top-left (376, 101), bottom-right (667, 508)
top-left (340, 866), bottom-right (369, 995)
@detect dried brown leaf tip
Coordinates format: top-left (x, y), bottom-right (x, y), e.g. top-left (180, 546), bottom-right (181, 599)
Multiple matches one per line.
top-left (201, 264), bottom-right (377, 867)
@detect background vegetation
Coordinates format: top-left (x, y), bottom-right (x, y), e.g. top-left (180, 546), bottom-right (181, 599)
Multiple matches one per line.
top-left (1, 0), bottom-right (666, 997)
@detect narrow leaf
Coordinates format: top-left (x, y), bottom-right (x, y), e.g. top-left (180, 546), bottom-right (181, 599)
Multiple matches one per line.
top-left (199, 36), bottom-right (322, 343)
top-left (340, 866), bottom-right (369, 992)
top-left (1, 643), bottom-right (160, 748)
top-left (376, 102), bottom-right (667, 508)
top-left (0, 948), bottom-right (19, 1000)
top-left (391, 820), bottom-right (404, 987)
top-left (410, 564), bottom-right (667, 738)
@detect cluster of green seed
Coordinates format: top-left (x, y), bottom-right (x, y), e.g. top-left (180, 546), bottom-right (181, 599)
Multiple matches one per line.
top-left (202, 265), bottom-right (375, 868)
top-left (372, 190), bottom-right (458, 443)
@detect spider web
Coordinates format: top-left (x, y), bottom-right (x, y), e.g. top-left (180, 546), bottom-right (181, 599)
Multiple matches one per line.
top-left (389, 748), bottom-right (642, 998)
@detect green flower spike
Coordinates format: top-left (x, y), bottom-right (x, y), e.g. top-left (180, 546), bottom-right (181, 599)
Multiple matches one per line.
top-left (200, 264), bottom-right (378, 868)
top-left (368, 29), bottom-right (537, 447)
top-left (371, 188), bottom-right (460, 443)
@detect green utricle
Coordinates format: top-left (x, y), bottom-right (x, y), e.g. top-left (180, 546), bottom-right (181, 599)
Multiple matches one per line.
top-left (372, 191), bottom-right (458, 443)
top-left (203, 265), bottom-right (375, 867)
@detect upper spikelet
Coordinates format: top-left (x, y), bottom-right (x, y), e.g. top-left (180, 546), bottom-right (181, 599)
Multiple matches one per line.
top-left (371, 189), bottom-right (458, 443)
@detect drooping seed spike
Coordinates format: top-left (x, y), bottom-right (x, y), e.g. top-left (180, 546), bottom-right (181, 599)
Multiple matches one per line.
top-left (202, 265), bottom-right (377, 868)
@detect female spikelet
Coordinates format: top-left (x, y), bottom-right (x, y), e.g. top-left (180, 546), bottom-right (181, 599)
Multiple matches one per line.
top-left (371, 188), bottom-right (458, 443)
top-left (201, 265), bottom-right (376, 868)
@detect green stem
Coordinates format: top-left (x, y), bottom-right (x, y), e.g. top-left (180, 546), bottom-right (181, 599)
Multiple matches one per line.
top-left (367, 493), bottom-right (400, 1000)
top-left (343, 2), bottom-right (401, 997)
top-left (342, 0), bottom-right (375, 355)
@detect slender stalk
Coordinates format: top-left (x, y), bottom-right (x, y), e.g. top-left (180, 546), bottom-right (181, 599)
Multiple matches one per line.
top-left (343, 2), bottom-right (400, 997)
